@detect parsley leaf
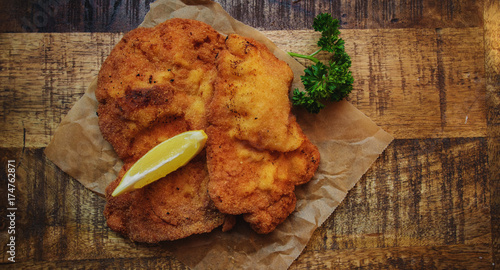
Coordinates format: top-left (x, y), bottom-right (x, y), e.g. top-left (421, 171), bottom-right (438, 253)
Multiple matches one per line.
top-left (288, 13), bottom-right (354, 114)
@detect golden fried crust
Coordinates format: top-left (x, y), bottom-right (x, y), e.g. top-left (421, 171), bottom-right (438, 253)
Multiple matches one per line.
top-left (209, 34), bottom-right (304, 152)
top-left (98, 18), bottom-right (228, 242)
top-left (97, 18), bottom-right (226, 163)
top-left (206, 35), bottom-right (320, 234)
top-left (206, 127), bottom-right (320, 233)
top-left (243, 193), bottom-right (296, 234)
top-left (99, 20), bottom-right (320, 239)
top-left (104, 155), bottom-right (226, 243)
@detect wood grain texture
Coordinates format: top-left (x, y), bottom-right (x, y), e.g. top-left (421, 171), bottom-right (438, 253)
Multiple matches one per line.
top-left (0, 148), bottom-right (185, 268)
top-left (293, 138), bottom-right (491, 268)
top-left (0, 0), bottom-right (485, 33)
top-left (0, 0), bottom-right (155, 33)
top-left (0, 137), bottom-right (492, 268)
top-left (2, 258), bottom-right (189, 270)
top-left (267, 28), bottom-right (486, 139)
top-left (291, 244), bottom-right (492, 269)
top-left (313, 138), bottom-right (490, 249)
top-left (220, 0), bottom-right (484, 30)
top-left (0, 33), bottom-right (123, 148)
top-left (484, 0), bottom-right (500, 267)
top-left (0, 28), bottom-right (487, 147)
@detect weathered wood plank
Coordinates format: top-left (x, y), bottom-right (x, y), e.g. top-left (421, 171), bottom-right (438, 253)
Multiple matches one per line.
top-left (293, 138), bottom-right (492, 269)
top-left (309, 138), bottom-right (490, 252)
top-left (0, 0), bottom-right (155, 33)
top-left (291, 244), bottom-right (492, 269)
top-left (0, 28), bottom-right (487, 147)
top-left (0, 148), bottom-right (179, 264)
top-left (2, 257), bottom-right (189, 269)
top-left (484, 0), bottom-right (500, 267)
top-left (268, 27), bottom-right (487, 140)
top-left (0, 136), bottom-right (492, 267)
top-left (0, 33), bottom-right (123, 148)
top-left (0, 0), bottom-right (484, 33)
top-left (224, 0), bottom-right (485, 31)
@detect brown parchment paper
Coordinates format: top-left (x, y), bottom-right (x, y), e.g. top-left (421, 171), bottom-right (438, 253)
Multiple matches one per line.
top-left (44, 0), bottom-right (394, 269)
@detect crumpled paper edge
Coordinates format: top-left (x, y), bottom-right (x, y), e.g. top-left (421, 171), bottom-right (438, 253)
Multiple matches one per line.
top-left (44, 78), bottom-right (123, 195)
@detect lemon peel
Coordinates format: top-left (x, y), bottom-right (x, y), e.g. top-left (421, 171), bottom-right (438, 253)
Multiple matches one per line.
top-left (112, 130), bottom-right (208, 197)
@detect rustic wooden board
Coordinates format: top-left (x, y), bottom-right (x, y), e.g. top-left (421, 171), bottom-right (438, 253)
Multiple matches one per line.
top-left (292, 244), bottom-right (492, 269)
top-left (0, 27), bottom-right (487, 147)
top-left (0, 0), bottom-right (498, 268)
top-left (0, 33), bottom-right (123, 147)
top-left (294, 137), bottom-right (492, 268)
top-left (484, 0), bottom-right (500, 267)
top-left (0, 137), bottom-right (491, 268)
top-left (0, 0), bottom-right (484, 33)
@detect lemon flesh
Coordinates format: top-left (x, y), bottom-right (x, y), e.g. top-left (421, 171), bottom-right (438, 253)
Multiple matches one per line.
top-left (112, 130), bottom-right (208, 197)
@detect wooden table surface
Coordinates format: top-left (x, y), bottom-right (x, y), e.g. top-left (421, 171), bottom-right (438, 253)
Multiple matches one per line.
top-left (1, 0), bottom-right (499, 269)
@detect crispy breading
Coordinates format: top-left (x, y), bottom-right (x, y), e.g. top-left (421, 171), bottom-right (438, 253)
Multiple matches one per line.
top-left (97, 18), bottom-right (229, 242)
top-left (96, 18), bottom-right (226, 163)
top-left (206, 34), bottom-right (320, 234)
top-left (104, 155), bottom-right (226, 243)
top-left (98, 20), bottom-right (321, 240)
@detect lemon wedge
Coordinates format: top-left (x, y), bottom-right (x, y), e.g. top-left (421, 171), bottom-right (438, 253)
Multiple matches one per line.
top-left (112, 130), bottom-right (208, 197)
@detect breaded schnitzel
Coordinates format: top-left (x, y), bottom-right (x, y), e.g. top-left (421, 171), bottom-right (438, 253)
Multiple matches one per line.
top-left (206, 34), bottom-right (320, 234)
top-left (97, 18), bottom-right (229, 242)
top-left (96, 18), bottom-right (226, 164)
top-left (104, 154), bottom-right (226, 243)
top-left (97, 18), bottom-right (320, 240)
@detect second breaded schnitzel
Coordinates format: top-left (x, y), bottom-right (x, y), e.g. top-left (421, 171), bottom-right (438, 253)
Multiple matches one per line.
top-left (97, 18), bottom-right (229, 242)
top-left (104, 154), bottom-right (226, 243)
top-left (206, 35), bottom-right (320, 234)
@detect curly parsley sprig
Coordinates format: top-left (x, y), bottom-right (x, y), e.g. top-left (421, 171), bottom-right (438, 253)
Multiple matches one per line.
top-left (288, 13), bottom-right (354, 114)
